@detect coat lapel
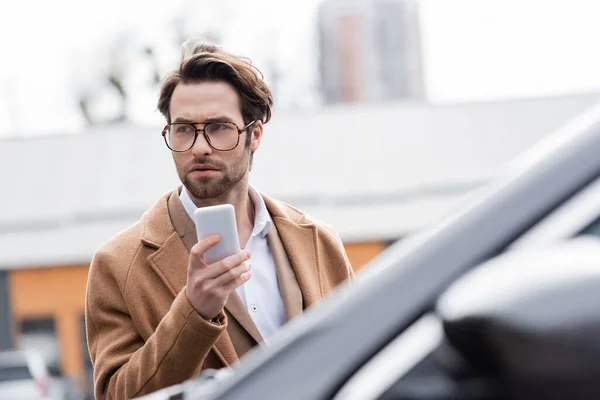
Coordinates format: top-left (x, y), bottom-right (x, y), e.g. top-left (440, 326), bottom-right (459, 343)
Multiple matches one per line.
top-left (142, 189), bottom-right (238, 366)
top-left (267, 224), bottom-right (303, 321)
top-left (262, 194), bottom-right (324, 309)
top-left (168, 189), bottom-right (264, 345)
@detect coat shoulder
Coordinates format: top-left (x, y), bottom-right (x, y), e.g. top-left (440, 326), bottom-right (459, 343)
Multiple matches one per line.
top-left (267, 197), bottom-right (305, 222)
top-left (89, 222), bottom-right (145, 288)
top-left (268, 197), bottom-right (343, 244)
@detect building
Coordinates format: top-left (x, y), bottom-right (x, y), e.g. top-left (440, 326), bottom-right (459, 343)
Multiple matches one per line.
top-left (0, 93), bottom-right (599, 395)
top-left (318, 0), bottom-right (424, 103)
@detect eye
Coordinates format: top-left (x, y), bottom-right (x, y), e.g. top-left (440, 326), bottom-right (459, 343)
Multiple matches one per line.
top-left (208, 122), bottom-right (236, 132)
top-left (175, 124), bottom-right (194, 134)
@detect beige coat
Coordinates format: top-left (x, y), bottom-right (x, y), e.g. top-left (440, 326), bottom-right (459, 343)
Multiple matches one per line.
top-left (85, 188), bottom-right (354, 399)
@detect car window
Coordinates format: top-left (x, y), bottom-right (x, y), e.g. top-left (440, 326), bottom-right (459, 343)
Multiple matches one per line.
top-left (0, 365), bottom-right (32, 382)
top-left (579, 215), bottom-right (600, 237)
top-left (509, 176), bottom-right (600, 249)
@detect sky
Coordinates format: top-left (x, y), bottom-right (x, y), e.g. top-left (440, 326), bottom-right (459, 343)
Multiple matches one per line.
top-left (2, 0), bottom-right (600, 137)
top-left (0, 0), bottom-right (323, 136)
top-left (420, 0), bottom-right (600, 102)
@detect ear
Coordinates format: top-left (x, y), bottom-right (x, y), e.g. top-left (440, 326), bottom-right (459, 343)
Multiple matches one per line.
top-left (249, 120), bottom-right (263, 152)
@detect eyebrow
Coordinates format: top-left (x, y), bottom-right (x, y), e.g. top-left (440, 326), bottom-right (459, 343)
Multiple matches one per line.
top-left (172, 116), bottom-right (234, 124)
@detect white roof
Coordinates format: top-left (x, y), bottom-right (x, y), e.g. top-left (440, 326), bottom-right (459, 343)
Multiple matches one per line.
top-left (1, 94), bottom-right (599, 268)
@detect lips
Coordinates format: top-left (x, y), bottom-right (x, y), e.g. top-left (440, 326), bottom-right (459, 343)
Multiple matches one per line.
top-left (188, 163), bottom-right (221, 179)
top-left (190, 164), bottom-right (220, 172)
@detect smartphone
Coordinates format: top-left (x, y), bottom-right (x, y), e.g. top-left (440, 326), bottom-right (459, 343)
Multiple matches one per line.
top-left (194, 204), bottom-right (241, 265)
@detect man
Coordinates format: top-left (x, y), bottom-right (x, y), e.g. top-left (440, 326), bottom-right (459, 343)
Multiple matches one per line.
top-left (85, 39), bottom-right (354, 399)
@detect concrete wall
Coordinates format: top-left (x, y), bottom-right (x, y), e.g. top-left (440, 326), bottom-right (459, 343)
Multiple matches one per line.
top-left (1, 94), bottom-right (599, 268)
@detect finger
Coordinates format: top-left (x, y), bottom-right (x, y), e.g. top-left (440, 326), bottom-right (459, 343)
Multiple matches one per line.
top-left (213, 262), bottom-right (252, 287)
top-left (205, 250), bottom-right (251, 279)
top-left (221, 271), bottom-right (252, 293)
top-left (189, 235), bottom-right (221, 267)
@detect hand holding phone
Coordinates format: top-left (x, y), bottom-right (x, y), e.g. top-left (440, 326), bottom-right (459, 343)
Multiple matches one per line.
top-left (185, 205), bottom-right (251, 320)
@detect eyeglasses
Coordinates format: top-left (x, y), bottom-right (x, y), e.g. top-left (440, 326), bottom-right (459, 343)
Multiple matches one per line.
top-left (161, 120), bottom-right (256, 152)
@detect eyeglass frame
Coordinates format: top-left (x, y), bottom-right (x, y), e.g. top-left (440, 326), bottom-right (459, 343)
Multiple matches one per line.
top-left (161, 120), bottom-right (257, 152)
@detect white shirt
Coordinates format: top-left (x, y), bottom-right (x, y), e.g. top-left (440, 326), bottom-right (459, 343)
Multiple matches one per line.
top-left (180, 186), bottom-right (286, 342)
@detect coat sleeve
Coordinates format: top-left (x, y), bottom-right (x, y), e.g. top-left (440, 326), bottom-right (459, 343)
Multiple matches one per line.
top-left (85, 247), bottom-right (227, 399)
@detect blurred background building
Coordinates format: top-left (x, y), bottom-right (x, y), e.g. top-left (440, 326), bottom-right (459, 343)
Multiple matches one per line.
top-left (318, 0), bottom-right (424, 103)
top-left (3, 0), bottom-right (600, 398)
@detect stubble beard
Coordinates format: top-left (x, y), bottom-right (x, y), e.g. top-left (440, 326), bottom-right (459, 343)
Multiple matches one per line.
top-left (180, 151), bottom-right (250, 201)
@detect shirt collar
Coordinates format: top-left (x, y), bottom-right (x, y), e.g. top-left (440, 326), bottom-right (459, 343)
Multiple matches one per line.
top-left (248, 185), bottom-right (272, 238)
top-left (180, 185), bottom-right (272, 239)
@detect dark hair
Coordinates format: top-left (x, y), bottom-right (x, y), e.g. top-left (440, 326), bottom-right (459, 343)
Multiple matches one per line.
top-left (157, 43), bottom-right (273, 127)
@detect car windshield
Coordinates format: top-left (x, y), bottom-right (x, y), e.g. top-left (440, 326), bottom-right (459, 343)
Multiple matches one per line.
top-left (0, 365), bottom-right (32, 382)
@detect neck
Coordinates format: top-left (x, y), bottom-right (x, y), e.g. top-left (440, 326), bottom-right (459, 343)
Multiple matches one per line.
top-left (187, 177), bottom-right (255, 241)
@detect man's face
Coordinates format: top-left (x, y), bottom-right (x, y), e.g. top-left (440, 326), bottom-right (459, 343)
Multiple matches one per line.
top-left (169, 81), bottom-right (262, 201)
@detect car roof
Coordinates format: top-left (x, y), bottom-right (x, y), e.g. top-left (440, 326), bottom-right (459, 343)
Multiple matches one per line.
top-left (0, 351), bottom-right (31, 365)
top-left (0, 350), bottom-right (46, 376)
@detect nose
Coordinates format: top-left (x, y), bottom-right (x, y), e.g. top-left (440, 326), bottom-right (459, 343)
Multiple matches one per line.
top-left (191, 131), bottom-right (213, 157)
